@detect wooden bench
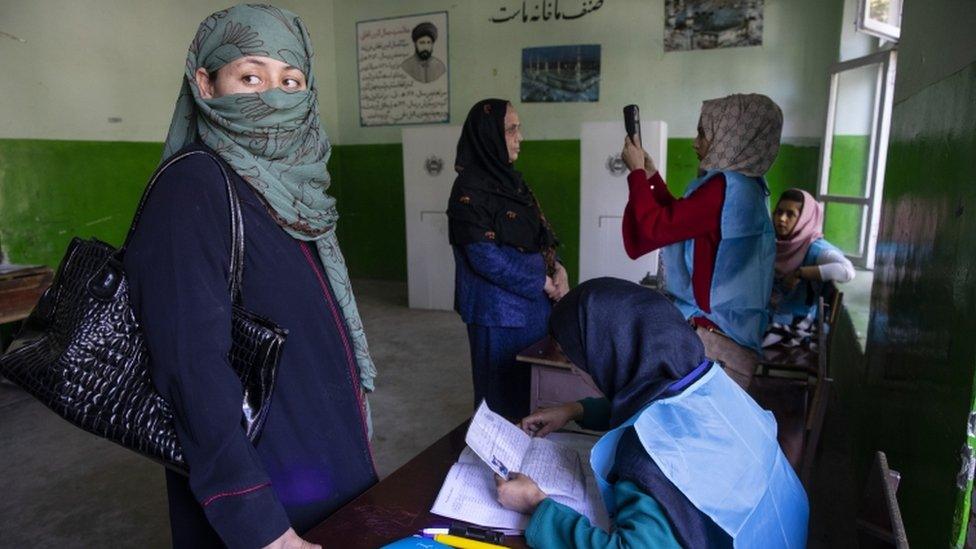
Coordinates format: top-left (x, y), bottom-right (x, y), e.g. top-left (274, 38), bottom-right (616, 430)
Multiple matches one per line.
top-left (1, 265), bottom-right (54, 354)
top-left (0, 265), bottom-right (54, 326)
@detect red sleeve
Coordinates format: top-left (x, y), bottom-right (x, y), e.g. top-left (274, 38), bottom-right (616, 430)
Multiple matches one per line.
top-left (621, 170), bottom-right (726, 259)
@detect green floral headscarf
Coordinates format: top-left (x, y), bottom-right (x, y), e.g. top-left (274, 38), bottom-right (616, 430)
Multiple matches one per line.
top-left (162, 5), bottom-right (377, 413)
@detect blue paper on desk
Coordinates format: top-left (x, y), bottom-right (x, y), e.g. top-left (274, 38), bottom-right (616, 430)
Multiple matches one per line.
top-left (381, 535), bottom-right (450, 549)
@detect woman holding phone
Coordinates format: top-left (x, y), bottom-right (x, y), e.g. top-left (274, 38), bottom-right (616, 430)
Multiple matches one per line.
top-left (619, 94), bottom-right (782, 389)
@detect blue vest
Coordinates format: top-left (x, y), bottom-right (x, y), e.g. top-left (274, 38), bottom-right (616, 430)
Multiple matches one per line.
top-left (590, 364), bottom-right (809, 548)
top-left (663, 170), bottom-right (775, 352)
top-left (770, 238), bottom-right (839, 324)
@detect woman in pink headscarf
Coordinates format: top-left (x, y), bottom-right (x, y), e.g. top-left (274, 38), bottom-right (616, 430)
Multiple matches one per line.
top-left (764, 189), bottom-right (855, 347)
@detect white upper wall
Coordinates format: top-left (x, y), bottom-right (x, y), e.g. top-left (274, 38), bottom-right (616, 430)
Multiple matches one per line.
top-left (0, 0), bottom-right (843, 144)
top-left (0, 0), bottom-right (338, 142)
top-left (331, 0), bottom-right (842, 143)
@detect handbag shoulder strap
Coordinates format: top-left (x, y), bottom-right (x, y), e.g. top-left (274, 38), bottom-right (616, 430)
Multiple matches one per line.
top-left (122, 149), bottom-right (245, 303)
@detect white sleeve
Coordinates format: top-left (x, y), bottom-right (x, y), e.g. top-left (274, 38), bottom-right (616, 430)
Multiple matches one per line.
top-left (815, 248), bottom-right (855, 283)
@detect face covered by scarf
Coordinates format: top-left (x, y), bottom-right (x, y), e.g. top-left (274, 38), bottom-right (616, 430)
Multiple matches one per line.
top-left (161, 4), bottom-right (377, 394)
top-left (698, 93), bottom-right (784, 177)
top-left (775, 189), bottom-right (824, 277)
top-left (446, 99), bottom-right (559, 273)
top-left (549, 277), bottom-right (706, 428)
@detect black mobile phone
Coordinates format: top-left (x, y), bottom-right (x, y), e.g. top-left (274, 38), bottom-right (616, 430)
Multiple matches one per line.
top-left (623, 104), bottom-right (641, 146)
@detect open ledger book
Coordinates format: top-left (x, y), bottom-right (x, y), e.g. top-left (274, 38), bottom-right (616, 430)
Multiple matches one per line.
top-left (430, 401), bottom-right (610, 532)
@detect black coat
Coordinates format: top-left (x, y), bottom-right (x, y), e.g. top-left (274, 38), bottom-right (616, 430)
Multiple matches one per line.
top-left (124, 144), bottom-right (376, 547)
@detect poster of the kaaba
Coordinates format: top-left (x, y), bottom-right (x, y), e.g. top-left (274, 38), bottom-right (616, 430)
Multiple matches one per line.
top-left (357, 12), bottom-right (449, 126)
top-left (521, 44), bottom-right (601, 103)
top-left (664, 0), bottom-right (763, 52)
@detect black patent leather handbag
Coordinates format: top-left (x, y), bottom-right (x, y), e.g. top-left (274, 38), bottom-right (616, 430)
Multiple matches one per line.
top-left (0, 149), bottom-right (287, 473)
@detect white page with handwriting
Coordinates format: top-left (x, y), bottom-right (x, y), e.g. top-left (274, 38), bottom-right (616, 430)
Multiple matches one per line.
top-left (465, 401), bottom-right (583, 497)
top-left (465, 400), bottom-right (531, 478)
top-left (437, 403), bottom-right (610, 532)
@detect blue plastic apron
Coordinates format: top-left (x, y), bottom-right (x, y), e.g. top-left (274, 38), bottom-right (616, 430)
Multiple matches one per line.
top-left (663, 170), bottom-right (775, 353)
top-left (590, 363), bottom-right (808, 548)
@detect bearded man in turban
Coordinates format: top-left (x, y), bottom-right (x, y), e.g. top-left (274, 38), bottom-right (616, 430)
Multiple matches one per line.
top-left (401, 21), bottom-right (446, 83)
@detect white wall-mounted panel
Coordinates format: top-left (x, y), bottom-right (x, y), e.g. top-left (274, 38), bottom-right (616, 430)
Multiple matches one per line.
top-left (403, 125), bottom-right (462, 310)
top-left (579, 120), bottom-right (667, 284)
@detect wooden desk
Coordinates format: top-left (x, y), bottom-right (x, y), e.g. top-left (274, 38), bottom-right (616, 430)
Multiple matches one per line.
top-left (304, 420), bottom-right (528, 549)
top-left (0, 265), bottom-right (53, 325)
top-left (516, 337), bottom-right (602, 411)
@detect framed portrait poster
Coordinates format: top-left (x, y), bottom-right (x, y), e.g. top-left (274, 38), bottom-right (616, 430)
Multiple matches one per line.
top-left (357, 11), bottom-right (449, 126)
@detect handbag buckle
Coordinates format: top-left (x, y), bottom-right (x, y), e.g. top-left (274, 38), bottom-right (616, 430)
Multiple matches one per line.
top-left (87, 258), bottom-right (124, 301)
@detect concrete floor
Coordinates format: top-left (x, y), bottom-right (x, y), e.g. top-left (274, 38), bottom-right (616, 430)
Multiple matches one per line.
top-left (0, 279), bottom-right (857, 547)
top-left (0, 280), bottom-right (472, 548)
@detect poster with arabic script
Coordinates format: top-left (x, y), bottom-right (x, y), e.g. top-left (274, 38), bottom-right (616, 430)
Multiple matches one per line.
top-left (357, 12), bottom-right (449, 127)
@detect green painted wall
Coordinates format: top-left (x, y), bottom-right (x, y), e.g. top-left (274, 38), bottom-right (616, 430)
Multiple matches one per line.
top-left (0, 138), bottom-right (822, 283)
top-left (296, 139), bottom-right (822, 283)
top-left (0, 140), bottom-right (162, 268)
top-left (328, 143), bottom-right (407, 280)
top-left (837, 61), bottom-right (976, 546)
top-left (515, 141), bottom-right (581, 284)
top-left (667, 138), bottom-right (821, 199)
top-left (824, 135), bottom-right (871, 254)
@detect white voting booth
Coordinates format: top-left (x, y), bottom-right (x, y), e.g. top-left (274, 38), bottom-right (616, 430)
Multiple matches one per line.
top-left (578, 120), bottom-right (667, 284)
top-left (403, 125), bottom-right (461, 310)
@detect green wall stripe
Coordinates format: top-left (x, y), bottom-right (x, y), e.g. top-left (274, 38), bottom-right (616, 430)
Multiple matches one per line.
top-left (824, 135), bottom-right (871, 254)
top-left (515, 140), bottom-right (581, 285)
top-left (329, 143), bottom-right (406, 280)
top-left (666, 138), bottom-right (821, 200)
top-left (0, 138), bottom-right (822, 284)
top-left (0, 139), bottom-right (163, 268)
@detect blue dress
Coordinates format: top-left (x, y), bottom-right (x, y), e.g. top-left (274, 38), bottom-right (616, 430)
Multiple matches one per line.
top-left (124, 145), bottom-right (377, 548)
top-left (453, 242), bottom-right (551, 419)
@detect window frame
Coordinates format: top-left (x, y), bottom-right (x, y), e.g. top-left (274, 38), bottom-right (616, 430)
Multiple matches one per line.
top-left (816, 48), bottom-right (897, 270)
top-left (856, 0), bottom-right (902, 42)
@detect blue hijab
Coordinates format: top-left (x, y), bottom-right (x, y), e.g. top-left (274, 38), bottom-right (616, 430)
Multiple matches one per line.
top-left (549, 278), bottom-right (731, 548)
top-left (549, 277), bottom-right (705, 427)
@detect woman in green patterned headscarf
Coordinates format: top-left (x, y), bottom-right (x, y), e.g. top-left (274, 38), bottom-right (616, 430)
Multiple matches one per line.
top-left (163, 5), bottom-right (376, 396)
top-left (125, 5), bottom-right (377, 547)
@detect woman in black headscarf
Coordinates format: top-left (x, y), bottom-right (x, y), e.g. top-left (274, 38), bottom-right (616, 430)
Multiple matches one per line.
top-left (447, 99), bottom-right (567, 419)
top-left (496, 278), bottom-right (808, 548)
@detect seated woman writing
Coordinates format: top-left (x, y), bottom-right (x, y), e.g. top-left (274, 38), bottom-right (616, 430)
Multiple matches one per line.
top-left (495, 278), bottom-right (808, 548)
top-left (765, 189), bottom-right (855, 348)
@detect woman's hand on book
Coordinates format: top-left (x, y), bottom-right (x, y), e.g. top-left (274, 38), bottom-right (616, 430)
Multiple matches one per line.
top-left (495, 473), bottom-right (547, 514)
top-left (520, 402), bottom-right (583, 438)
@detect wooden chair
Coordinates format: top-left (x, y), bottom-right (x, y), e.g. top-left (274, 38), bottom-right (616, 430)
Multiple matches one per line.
top-left (757, 282), bottom-right (843, 378)
top-left (857, 451), bottom-right (909, 548)
top-left (750, 284), bottom-right (841, 486)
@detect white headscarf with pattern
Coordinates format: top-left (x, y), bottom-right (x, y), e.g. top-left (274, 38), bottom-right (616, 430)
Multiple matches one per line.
top-left (698, 93), bottom-right (783, 177)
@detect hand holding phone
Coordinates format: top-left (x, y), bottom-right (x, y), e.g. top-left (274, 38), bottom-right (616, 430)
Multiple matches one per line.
top-left (623, 104), bottom-right (641, 146)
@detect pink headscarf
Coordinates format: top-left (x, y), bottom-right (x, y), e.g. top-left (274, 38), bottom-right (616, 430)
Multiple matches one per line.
top-left (775, 189), bottom-right (823, 277)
